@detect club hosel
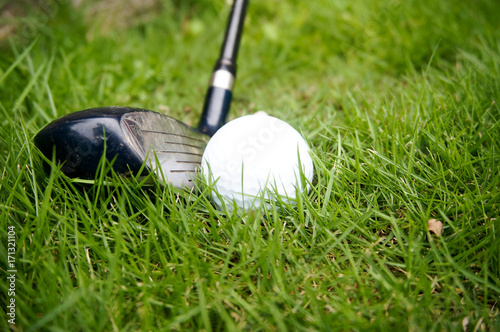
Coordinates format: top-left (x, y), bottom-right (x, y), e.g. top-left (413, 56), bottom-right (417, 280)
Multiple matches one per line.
top-left (198, 63), bottom-right (236, 136)
top-left (198, 87), bottom-right (233, 137)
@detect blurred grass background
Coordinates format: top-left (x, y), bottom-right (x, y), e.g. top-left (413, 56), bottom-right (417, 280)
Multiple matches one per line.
top-left (1, 0), bottom-right (499, 330)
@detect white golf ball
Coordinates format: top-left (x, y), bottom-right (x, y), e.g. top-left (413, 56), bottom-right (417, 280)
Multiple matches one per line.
top-left (201, 113), bottom-right (314, 212)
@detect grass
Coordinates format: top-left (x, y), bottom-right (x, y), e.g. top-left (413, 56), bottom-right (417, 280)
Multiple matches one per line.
top-left (1, 0), bottom-right (499, 330)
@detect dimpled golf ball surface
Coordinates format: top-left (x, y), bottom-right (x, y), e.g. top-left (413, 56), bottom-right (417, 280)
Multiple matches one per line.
top-left (201, 113), bottom-right (314, 212)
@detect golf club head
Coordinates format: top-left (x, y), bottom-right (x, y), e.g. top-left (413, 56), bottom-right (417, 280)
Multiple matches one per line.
top-left (34, 0), bottom-right (248, 189)
top-left (34, 106), bottom-right (208, 189)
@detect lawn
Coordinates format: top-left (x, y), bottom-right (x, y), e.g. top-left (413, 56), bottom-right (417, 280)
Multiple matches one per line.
top-left (1, 0), bottom-right (499, 330)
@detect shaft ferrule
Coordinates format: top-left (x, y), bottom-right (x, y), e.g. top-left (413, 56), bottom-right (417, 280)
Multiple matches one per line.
top-left (210, 70), bottom-right (235, 91)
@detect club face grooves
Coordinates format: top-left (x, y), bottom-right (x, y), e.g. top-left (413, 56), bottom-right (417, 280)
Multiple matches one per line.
top-left (139, 129), bottom-right (206, 145)
top-left (121, 111), bottom-right (208, 189)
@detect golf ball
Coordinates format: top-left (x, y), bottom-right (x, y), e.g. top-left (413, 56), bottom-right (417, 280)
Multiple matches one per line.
top-left (201, 113), bottom-right (314, 212)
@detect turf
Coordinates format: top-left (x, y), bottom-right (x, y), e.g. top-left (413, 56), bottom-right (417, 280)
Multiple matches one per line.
top-left (1, 0), bottom-right (499, 330)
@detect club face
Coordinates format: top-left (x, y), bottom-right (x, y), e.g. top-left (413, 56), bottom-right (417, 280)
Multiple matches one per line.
top-left (34, 107), bottom-right (208, 189)
top-left (121, 110), bottom-right (208, 188)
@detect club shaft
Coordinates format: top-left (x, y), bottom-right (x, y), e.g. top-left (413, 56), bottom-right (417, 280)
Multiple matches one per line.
top-left (198, 0), bottom-right (248, 136)
top-left (218, 0), bottom-right (247, 74)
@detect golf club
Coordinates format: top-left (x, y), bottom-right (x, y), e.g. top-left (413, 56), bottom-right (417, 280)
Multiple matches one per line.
top-left (34, 0), bottom-right (248, 190)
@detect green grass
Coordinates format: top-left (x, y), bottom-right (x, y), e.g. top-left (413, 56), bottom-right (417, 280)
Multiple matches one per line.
top-left (1, 0), bottom-right (499, 330)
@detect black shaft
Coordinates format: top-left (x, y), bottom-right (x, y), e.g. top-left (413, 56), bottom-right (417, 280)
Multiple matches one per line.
top-left (197, 0), bottom-right (248, 136)
top-left (217, 0), bottom-right (248, 74)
